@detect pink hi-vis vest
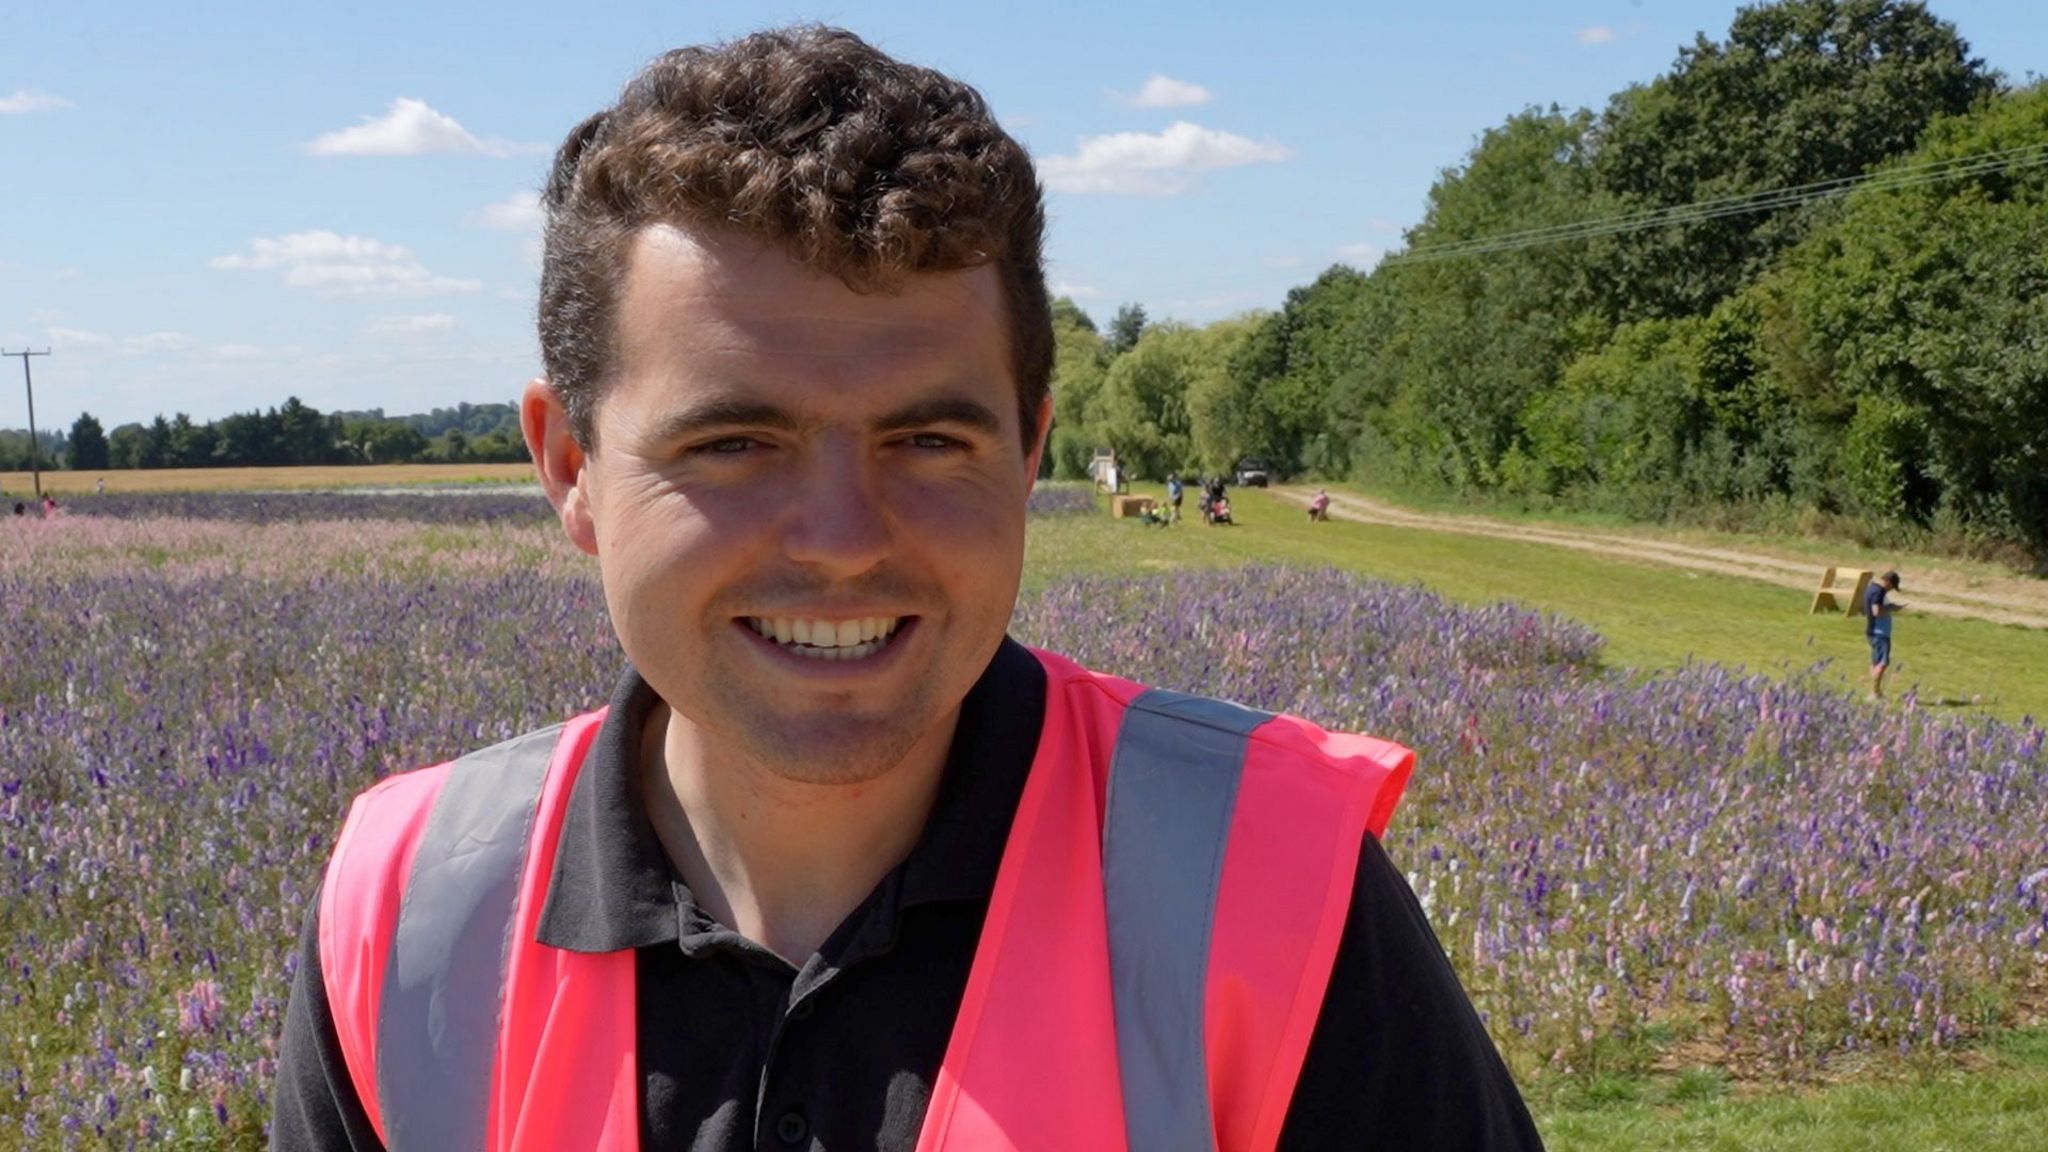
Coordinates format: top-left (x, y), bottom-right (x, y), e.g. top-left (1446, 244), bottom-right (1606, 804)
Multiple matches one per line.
top-left (318, 649), bottom-right (1413, 1151)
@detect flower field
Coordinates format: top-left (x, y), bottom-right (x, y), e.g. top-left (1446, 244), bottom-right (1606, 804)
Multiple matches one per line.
top-left (3, 499), bottom-right (2043, 1147)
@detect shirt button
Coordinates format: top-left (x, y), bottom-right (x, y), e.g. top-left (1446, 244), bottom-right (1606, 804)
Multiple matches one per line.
top-left (775, 1108), bottom-right (809, 1145)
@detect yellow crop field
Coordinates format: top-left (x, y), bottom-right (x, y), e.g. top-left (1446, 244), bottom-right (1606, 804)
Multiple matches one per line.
top-left (0, 463), bottom-right (538, 495)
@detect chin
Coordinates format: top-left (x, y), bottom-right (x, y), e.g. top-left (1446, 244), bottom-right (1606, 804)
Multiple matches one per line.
top-left (737, 710), bottom-right (936, 786)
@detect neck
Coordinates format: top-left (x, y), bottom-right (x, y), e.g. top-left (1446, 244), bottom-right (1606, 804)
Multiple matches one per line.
top-left (638, 704), bottom-right (956, 962)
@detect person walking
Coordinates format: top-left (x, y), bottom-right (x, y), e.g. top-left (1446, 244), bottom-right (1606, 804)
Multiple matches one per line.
top-left (271, 27), bottom-right (1541, 1152)
top-left (1864, 569), bottom-right (1903, 699)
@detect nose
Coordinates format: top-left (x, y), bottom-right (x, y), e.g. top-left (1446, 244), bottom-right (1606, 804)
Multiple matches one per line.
top-left (780, 438), bottom-right (893, 577)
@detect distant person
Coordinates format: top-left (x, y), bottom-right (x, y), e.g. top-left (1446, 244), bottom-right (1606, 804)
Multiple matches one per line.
top-left (11, 502), bottom-right (22, 517)
top-left (1864, 570), bottom-right (1902, 699)
top-left (1166, 472), bottom-right (1184, 522)
top-left (95, 477), bottom-right (106, 496)
top-left (40, 495), bottom-right (57, 519)
top-left (1308, 488), bottom-right (1331, 522)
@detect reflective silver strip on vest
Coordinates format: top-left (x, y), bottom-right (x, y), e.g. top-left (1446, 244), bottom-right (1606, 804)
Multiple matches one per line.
top-left (1103, 690), bottom-right (1271, 1152)
top-left (378, 724), bottom-right (562, 1152)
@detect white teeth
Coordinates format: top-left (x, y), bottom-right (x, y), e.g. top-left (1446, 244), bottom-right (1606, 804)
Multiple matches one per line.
top-left (747, 616), bottom-right (905, 658)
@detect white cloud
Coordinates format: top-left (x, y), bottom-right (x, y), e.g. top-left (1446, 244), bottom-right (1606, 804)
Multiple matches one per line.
top-left (305, 98), bottom-right (541, 158)
top-left (45, 328), bottom-right (194, 356)
top-left (1159, 289), bottom-right (1268, 318)
top-left (48, 327), bottom-right (111, 349)
top-left (1118, 75), bottom-right (1213, 109)
top-left (0, 89), bottom-right (72, 114)
top-left (1041, 121), bottom-right (1292, 196)
top-left (1577, 26), bottom-right (1618, 45)
top-left (212, 230), bottom-right (482, 296)
top-left (1336, 242), bottom-right (1385, 270)
top-left (1050, 281), bottom-right (1100, 300)
top-left (476, 190), bottom-right (543, 231)
top-left (125, 332), bottom-right (195, 354)
top-left (365, 313), bottom-right (459, 337)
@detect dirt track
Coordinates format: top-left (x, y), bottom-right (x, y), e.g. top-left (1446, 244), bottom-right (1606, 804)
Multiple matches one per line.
top-left (1275, 486), bottom-right (2048, 631)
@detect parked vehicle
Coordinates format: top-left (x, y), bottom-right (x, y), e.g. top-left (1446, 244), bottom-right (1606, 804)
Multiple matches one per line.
top-left (1233, 457), bottom-right (1270, 487)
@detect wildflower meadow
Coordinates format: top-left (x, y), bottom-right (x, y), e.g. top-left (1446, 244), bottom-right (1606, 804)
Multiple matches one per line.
top-left (2, 494), bottom-right (2042, 1147)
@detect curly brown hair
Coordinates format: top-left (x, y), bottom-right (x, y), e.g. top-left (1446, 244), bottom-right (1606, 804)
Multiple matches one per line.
top-left (538, 26), bottom-right (1051, 451)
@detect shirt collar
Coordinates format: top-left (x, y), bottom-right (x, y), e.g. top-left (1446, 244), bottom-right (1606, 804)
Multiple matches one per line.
top-left (536, 637), bottom-right (1047, 954)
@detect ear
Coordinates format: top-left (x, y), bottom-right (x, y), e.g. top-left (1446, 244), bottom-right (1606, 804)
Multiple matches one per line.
top-left (522, 377), bottom-right (599, 556)
top-left (1022, 395), bottom-right (1054, 492)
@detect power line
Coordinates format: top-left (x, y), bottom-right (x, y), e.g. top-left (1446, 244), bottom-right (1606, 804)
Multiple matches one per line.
top-left (2, 348), bottom-right (52, 499)
top-left (1384, 143), bottom-right (2048, 265)
top-left (1397, 142), bottom-right (2047, 259)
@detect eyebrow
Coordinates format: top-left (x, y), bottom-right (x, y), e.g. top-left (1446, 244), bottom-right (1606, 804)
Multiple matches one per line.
top-left (648, 399), bottom-right (801, 446)
top-left (872, 396), bottom-right (1005, 437)
top-left (650, 393), bottom-right (1004, 444)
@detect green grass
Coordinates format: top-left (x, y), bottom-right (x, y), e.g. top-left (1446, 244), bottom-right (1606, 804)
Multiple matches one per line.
top-left (1028, 486), bottom-right (2048, 722)
top-left (1028, 488), bottom-right (2048, 1144)
top-left (1529, 1028), bottom-right (2048, 1151)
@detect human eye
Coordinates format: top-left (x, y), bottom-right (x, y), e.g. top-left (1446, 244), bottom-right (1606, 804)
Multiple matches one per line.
top-left (690, 435), bottom-right (766, 456)
top-left (901, 431), bottom-right (969, 452)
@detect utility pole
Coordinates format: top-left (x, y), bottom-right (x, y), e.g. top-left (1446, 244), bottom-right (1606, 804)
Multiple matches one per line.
top-left (3, 349), bottom-right (51, 499)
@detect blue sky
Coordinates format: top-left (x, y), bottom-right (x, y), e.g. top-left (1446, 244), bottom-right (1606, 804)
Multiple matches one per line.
top-left (3, 1), bottom-right (2042, 432)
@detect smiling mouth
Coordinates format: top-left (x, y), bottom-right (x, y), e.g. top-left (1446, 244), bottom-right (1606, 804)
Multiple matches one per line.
top-left (744, 615), bottom-right (907, 661)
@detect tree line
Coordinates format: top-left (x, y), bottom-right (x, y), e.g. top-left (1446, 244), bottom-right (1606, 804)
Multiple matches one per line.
top-left (18, 401), bottom-right (531, 473)
top-left (1046, 0), bottom-right (2046, 563)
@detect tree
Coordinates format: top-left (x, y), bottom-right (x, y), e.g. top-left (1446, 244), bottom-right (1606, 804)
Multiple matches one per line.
top-left (108, 424), bottom-right (149, 470)
top-left (343, 419), bottom-right (432, 464)
top-left (215, 409), bottom-right (282, 466)
top-left (1752, 82), bottom-right (2048, 555)
top-left (1592, 0), bottom-right (1998, 319)
top-left (66, 413), bottom-right (109, 471)
top-left (276, 396), bottom-right (338, 465)
top-left (1046, 298), bottom-right (1112, 479)
top-left (467, 428), bottom-right (531, 463)
top-left (169, 413), bottom-right (216, 468)
top-left (1106, 303), bottom-right (1148, 358)
top-left (1186, 313), bottom-right (1276, 473)
top-left (1091, 323), bottom-right (1199, 480)
top-left (1367, 107), bottom-right (1614, 490)
top-left (144, 415), bottom-right (172, 469)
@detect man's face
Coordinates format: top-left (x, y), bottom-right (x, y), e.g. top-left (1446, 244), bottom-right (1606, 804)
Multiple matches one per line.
top-left (538, 225), bottom-right (1047, 783)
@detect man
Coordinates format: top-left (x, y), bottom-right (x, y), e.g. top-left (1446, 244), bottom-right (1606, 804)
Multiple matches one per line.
top-left (1865, 569), bottom-right (1903, 699)
top-left (272, 27), bottom-right (1540, 1151)
top-left (1166, 472), bottom-right (1184, 522)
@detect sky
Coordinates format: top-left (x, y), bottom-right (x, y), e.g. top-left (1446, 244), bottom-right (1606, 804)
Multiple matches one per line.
top-left (3, 1), bottom-right (2042, 433)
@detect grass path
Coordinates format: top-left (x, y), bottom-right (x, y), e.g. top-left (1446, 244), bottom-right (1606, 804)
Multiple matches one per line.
top-left (1057, 485), bottom-right (2048, 722)
top-left (1277, 484), bottom-right (2048, 629)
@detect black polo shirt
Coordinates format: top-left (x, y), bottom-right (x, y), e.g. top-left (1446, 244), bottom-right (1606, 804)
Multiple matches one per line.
top-left (272, 638), bottom-right (1543, 1150)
